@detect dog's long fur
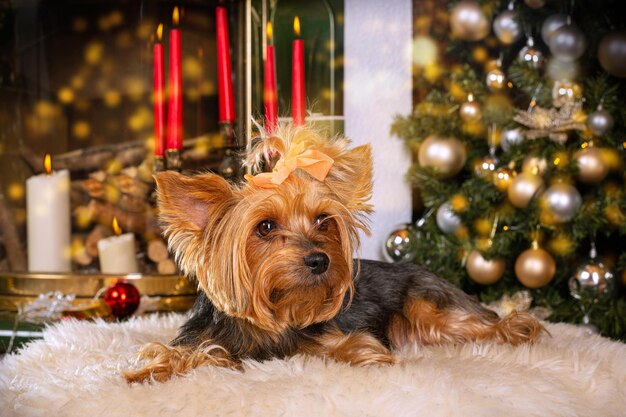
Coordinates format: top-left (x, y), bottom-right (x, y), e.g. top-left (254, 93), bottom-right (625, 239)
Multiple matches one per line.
top-left (125, 126), bottom-right (544, 383)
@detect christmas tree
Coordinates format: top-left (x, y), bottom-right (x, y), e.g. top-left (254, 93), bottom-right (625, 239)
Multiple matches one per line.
top-left (390, 0), bottom-right (626, 340)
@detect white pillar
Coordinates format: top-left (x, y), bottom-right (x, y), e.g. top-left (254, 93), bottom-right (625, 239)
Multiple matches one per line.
top-left (344, 0), bottom-right (413, 260)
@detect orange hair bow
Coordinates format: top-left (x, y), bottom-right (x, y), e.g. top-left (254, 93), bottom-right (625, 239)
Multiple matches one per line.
top-left (245, 146), bottom-right (334, 189)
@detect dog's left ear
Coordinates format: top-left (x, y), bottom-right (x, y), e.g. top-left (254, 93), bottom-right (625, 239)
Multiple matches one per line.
top-left (325, 144), bottom-right (373, 217)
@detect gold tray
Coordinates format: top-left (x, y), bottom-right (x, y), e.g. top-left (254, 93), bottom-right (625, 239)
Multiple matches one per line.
top-left (0, 273), bottom-right (198, 313)
top-left (0, 273), bottom-right (197, 297)
top-left (0, 294), bottom-right (195, 313)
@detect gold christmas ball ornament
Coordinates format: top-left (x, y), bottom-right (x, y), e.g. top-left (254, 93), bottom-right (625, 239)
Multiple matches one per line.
top-left (450, 0), bottom-right (490, 41)
top-left (551, 80), bottom-right (583, 107)
top-left (473, 155), bottom-right (497, 179)
top-left (493, 167), bottom-right (515, 191)
top-left (418, 136), bottom-right (467, 178)
top-left (575, 146), bottom-right (609, 183)
top-left (598, 30), bottom-right (626, 78)
top-left (522, 155), bottom-right (547, 175)
top-left (515, 245), bottom-right (556, 289)
top-left (486, 68), bottom-right (506, 91)
top-left (466, 250), bottom-right (506, 285)
top-left (459, 95), bottom-right (482, 122)
top-left (507, 172), bottom-right (544, 208)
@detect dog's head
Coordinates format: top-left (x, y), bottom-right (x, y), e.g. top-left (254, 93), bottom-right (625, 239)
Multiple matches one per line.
top-left (155, 126), bottom-right (372, 333)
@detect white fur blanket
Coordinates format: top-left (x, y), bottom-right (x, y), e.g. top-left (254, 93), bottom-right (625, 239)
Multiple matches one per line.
top-left (1, 314), bottom-right (625, 417)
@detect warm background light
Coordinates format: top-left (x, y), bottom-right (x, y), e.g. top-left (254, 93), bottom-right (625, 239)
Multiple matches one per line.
top-left (44, 153), bottom-right (52, 174)
top-left (173, 7), bottom-right (179, 26)
top-left (112, 216), bottom-right (122, 235)
top-left (267, 22), bottom-right (273, 41)
top-left (293, 16), bottom-right (301, 37)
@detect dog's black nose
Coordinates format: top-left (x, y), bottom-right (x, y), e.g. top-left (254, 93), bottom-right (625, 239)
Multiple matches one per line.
top-left (303, 252), bottom-right (330, 275)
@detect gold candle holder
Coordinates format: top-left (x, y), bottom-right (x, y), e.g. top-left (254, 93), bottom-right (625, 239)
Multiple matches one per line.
top-left (153, 155), bottom-right (166, 172)
top-left (165, 148), bottom-right (182, 171)
top-left (217, 122), bottom-right (242, 181)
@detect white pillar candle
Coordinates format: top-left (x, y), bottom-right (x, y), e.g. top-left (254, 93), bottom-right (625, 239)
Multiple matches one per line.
top-left (26, 158), bottom-right (71, 272)
top-left (97, 227), bottom-right (139, 274)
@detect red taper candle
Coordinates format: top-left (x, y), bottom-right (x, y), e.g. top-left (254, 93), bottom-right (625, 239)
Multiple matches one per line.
top-left (291, 16), bottom-right (305, 126)
top-left (216, 6), bottom-right (235, 123)
top-left (264, 22), bottom-right (278, 133)
top-left (153, 23), bottom-right (166, 157)
top-left (166, 7), bottom-right (183, 151)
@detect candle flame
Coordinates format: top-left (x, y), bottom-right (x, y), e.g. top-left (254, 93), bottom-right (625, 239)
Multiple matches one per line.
top-left (267, 22), bottom-right (273, 41)
top-left (467, 93), bottom-right (474, 102)
top-left (44, 153), bottom-right (52, 175)
top-left (112, 217), bottom-right (122, 236)
top-left (173, 7), bottom-right (180, 26)
top-left (293, 16), bottom-right (301, 37)
top-left (157, 23), bottom-right (163, 41)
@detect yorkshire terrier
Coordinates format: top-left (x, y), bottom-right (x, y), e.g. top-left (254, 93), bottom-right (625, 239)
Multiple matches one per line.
top-left (125, 126), bottom-right (544, 383)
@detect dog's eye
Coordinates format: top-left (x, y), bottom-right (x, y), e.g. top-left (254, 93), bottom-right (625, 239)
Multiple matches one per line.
top-left (256, 219), bottom-right (278, 237)
top-left (315, 213), bottom-right (330, 231)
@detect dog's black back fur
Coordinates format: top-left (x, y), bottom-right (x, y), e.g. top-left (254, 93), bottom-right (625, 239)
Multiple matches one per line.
top-left (173, 260), bottom-right (495, 360)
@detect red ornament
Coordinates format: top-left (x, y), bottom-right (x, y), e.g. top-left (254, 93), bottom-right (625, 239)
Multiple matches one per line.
top-left (104, 281), bottom-right (140, 319)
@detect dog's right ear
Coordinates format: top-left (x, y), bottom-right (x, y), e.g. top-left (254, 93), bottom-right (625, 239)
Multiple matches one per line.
top-left (154, 172), bottom-right (235, 259)
top-left (155, 171), bottom-right (234, 230)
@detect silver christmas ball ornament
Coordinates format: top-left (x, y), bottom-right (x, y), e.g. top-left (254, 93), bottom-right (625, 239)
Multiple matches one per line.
top-left (549, 24), bottom-right (587, 62)
top-left (500, 128), bottom-right (524, 152)
top-left (541, 14), bottom-right (568, 45)
top-left (598, 30), bottom-right (626, 78)
top-left (587, 107), bottom-right (614, 137)
top-left (383, 224), bottom-right (416, 263)
top-left (540, 183), bottom-right (582, 223)
top-left (569, 259), bottom-right (614, 302)
top-left (450, 0), bottom-right (490, 41)
top-left (436, 202), bottom-right (462, 235)
top-left (518, 37), bottom-right (544, 68)
top-left (493, 10), bottom-right (522, 45)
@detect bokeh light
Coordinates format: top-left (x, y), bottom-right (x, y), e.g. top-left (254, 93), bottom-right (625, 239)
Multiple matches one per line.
top-left (412, 36), bottom-right (438, 68)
